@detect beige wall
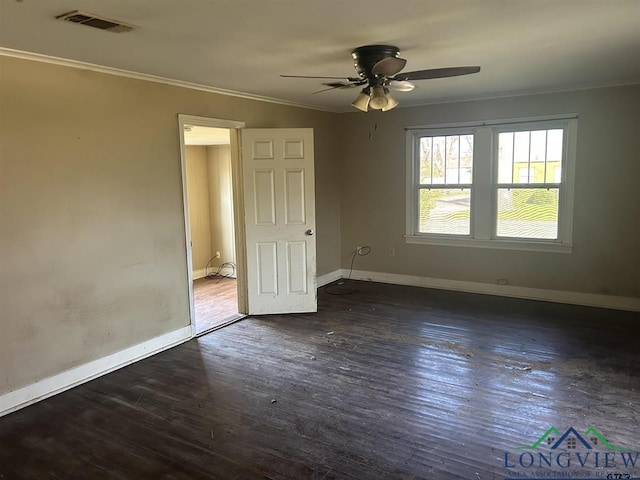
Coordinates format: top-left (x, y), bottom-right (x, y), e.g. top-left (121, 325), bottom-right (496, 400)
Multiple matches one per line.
top-left (339, 85), bottom-right (640, 298)
top-left (207, 145), bottom-right (235, 268)
top-left (184, 145), bottom-right (212, 273)
top-left (0, 55), bottom-right (342, 395)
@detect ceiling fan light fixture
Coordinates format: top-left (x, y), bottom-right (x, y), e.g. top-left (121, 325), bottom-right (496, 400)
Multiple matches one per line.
top-left (369, 85), bottom-right (388, 110)
top-left (391, 80), bottom-right (415, 92)
top-left (381, 90), bottom-right (399, 111)
top-left (351, 88), bottom-right (370, 112)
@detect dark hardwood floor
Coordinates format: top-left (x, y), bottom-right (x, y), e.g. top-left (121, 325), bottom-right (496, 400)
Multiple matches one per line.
top-left (1, 281), bottom-right (639, 479)
top-left (193, 276), bottom-right (239, 334)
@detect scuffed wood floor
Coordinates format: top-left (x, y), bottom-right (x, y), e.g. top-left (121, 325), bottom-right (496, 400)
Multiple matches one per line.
top-left (193, 276), bottom-right (238, 334)
top-left (1, 281), bottom-right (638, 479)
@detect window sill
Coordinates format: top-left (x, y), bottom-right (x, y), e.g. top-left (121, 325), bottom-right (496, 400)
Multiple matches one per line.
top-left (405, 235), bottom-right (573, 253)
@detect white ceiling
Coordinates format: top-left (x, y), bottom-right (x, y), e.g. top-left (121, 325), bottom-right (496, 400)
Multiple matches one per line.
top-left (1, 0), bottom-right (639, 112)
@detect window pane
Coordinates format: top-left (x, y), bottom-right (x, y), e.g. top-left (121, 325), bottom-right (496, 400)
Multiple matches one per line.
top-left (431, 136), bottom-right (446, 184)
top-left (513, 131), bottom-right (531, 184)
top-left (419, 188), bottom-right (471, 235)
top-left (530, 130), bottom-right (547, 164)
top-left (546, 129), bottom-right (563, 182)
top-left (518, 167), bottom-right (534, 183)
top-left (513, 131), bottom-right (530, 165)
top-left (500, 129), bottom-right (564, 185)
top-left (496, 188), bottom-right (559, 239)
top-left (421, 135), bottom-right (473, 185)
top-left (419, 137), bottom-right (433, 184)
top-left (445, 135), bottom-right (459, 184)
top-left (547, 129), bottom-right (563, 162)
top-left (497, 132), bottom-right (514, 183)
top-left (460, 134), bottom-right (473, 183)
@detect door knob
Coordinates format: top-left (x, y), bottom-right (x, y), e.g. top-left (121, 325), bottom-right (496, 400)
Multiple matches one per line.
top-left (305, 229), bottom-right (314, 236)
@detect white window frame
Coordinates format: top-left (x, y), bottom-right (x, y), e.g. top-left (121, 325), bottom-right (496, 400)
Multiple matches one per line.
top-left (405, 115), bottom-right (577, 253)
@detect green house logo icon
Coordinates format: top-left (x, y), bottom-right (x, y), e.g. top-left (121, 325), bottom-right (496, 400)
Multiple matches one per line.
top-left (515, 426), bottom-right (631, 451)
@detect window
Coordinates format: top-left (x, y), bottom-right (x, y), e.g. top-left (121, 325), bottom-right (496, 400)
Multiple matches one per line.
top-left (496, 128), bottom-right (563, 239)
top-left (406, 116), bottom-right (576, 252)
top-left (418, 134), bottom-right (473, 235)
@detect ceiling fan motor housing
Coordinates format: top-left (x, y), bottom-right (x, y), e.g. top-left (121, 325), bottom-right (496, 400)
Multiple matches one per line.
top-left (352, 45), bottom-right (400, 82)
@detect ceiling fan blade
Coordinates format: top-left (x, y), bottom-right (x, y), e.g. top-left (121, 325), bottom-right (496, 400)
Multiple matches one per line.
top-left (322, 81), bottom-right (359, 88)
top-left (281, 74), bottom-right (362, 82)
top-left (371, 57), bottom-right (407, 77)
top-left (313, 86), bottom-right (343, 94)
top-left (313, 82), bottom-right (359, 94)
top-left (394, 66), bottom-right (481, 81)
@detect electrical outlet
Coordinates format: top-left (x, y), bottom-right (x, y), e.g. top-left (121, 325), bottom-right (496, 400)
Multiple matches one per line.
top-left (497, 278), bottom-right (509, 285)
top-left (389, 247), bottom-right (395, 256)
top-left (356, 246), bottom-right (363, 255)
top-left (215, 251), bottom-right (221, 259)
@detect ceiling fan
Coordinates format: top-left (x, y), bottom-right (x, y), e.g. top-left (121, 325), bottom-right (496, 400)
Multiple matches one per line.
top-left (281, 45), bottom-right (480, 112)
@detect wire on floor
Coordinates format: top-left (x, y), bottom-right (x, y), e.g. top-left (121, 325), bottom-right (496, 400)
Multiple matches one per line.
top-left (204, 258), bottom-right (237, 283)
top-left (324, 246), bottom-right (371, 295)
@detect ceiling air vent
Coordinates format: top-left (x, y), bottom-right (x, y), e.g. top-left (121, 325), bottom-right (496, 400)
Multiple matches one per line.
top-left (56, 10), bottom-right (137, 33)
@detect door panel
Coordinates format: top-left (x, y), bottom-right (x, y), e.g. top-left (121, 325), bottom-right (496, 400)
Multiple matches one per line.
top-left (286, 241), bottom-right (308, 294)
top-left (256, 242), bottom-right (278, 295)
top-left (253, 169), bottom-right (276, 225)
top-left (242, 128), bottom-right (316, 314)
top-left (284, 169), bottom-right (306, 224)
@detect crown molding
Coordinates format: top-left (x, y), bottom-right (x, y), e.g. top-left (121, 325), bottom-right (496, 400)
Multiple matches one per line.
top-left (391, 79), bottom-right (640, 111)
top-left (3, 47), bottom-right (638, 115)
top-left (0, 47), bottom-right (338, 113)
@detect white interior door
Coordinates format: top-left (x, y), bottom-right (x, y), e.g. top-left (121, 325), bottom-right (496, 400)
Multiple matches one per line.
top-left (241, 128), bottom-right (316, 314)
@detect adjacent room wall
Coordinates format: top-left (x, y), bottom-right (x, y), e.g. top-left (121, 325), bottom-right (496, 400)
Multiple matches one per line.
top-left (184, 145), bottom-right (212, 275)
top-left (339, 85), bottom-right (640, 299)
top-left (0, 54), bottom-right (342, 397)
top-left (207, 145), bottom-right (235, 269)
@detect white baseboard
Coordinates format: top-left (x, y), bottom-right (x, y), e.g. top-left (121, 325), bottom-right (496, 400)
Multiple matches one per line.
top-left (0, 325), bottom-right (192, 417)
top-left (193, 268), bottom-right (207, 280)
top-left (317, 269), bottom-right (342, 287)
top-left (345, 269), bottom-right (640, 312)
top-left (3, 270), bottom-right (634, 417)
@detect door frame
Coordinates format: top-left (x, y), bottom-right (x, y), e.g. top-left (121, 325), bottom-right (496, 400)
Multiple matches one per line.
top-left (177, 114), bottom-right (248, 337)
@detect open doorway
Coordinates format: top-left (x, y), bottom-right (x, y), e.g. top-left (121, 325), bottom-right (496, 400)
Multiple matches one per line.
top-left (180, 116), bottom-right (316, 321)
top-left (182, 124), bottom-right (242, 334)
